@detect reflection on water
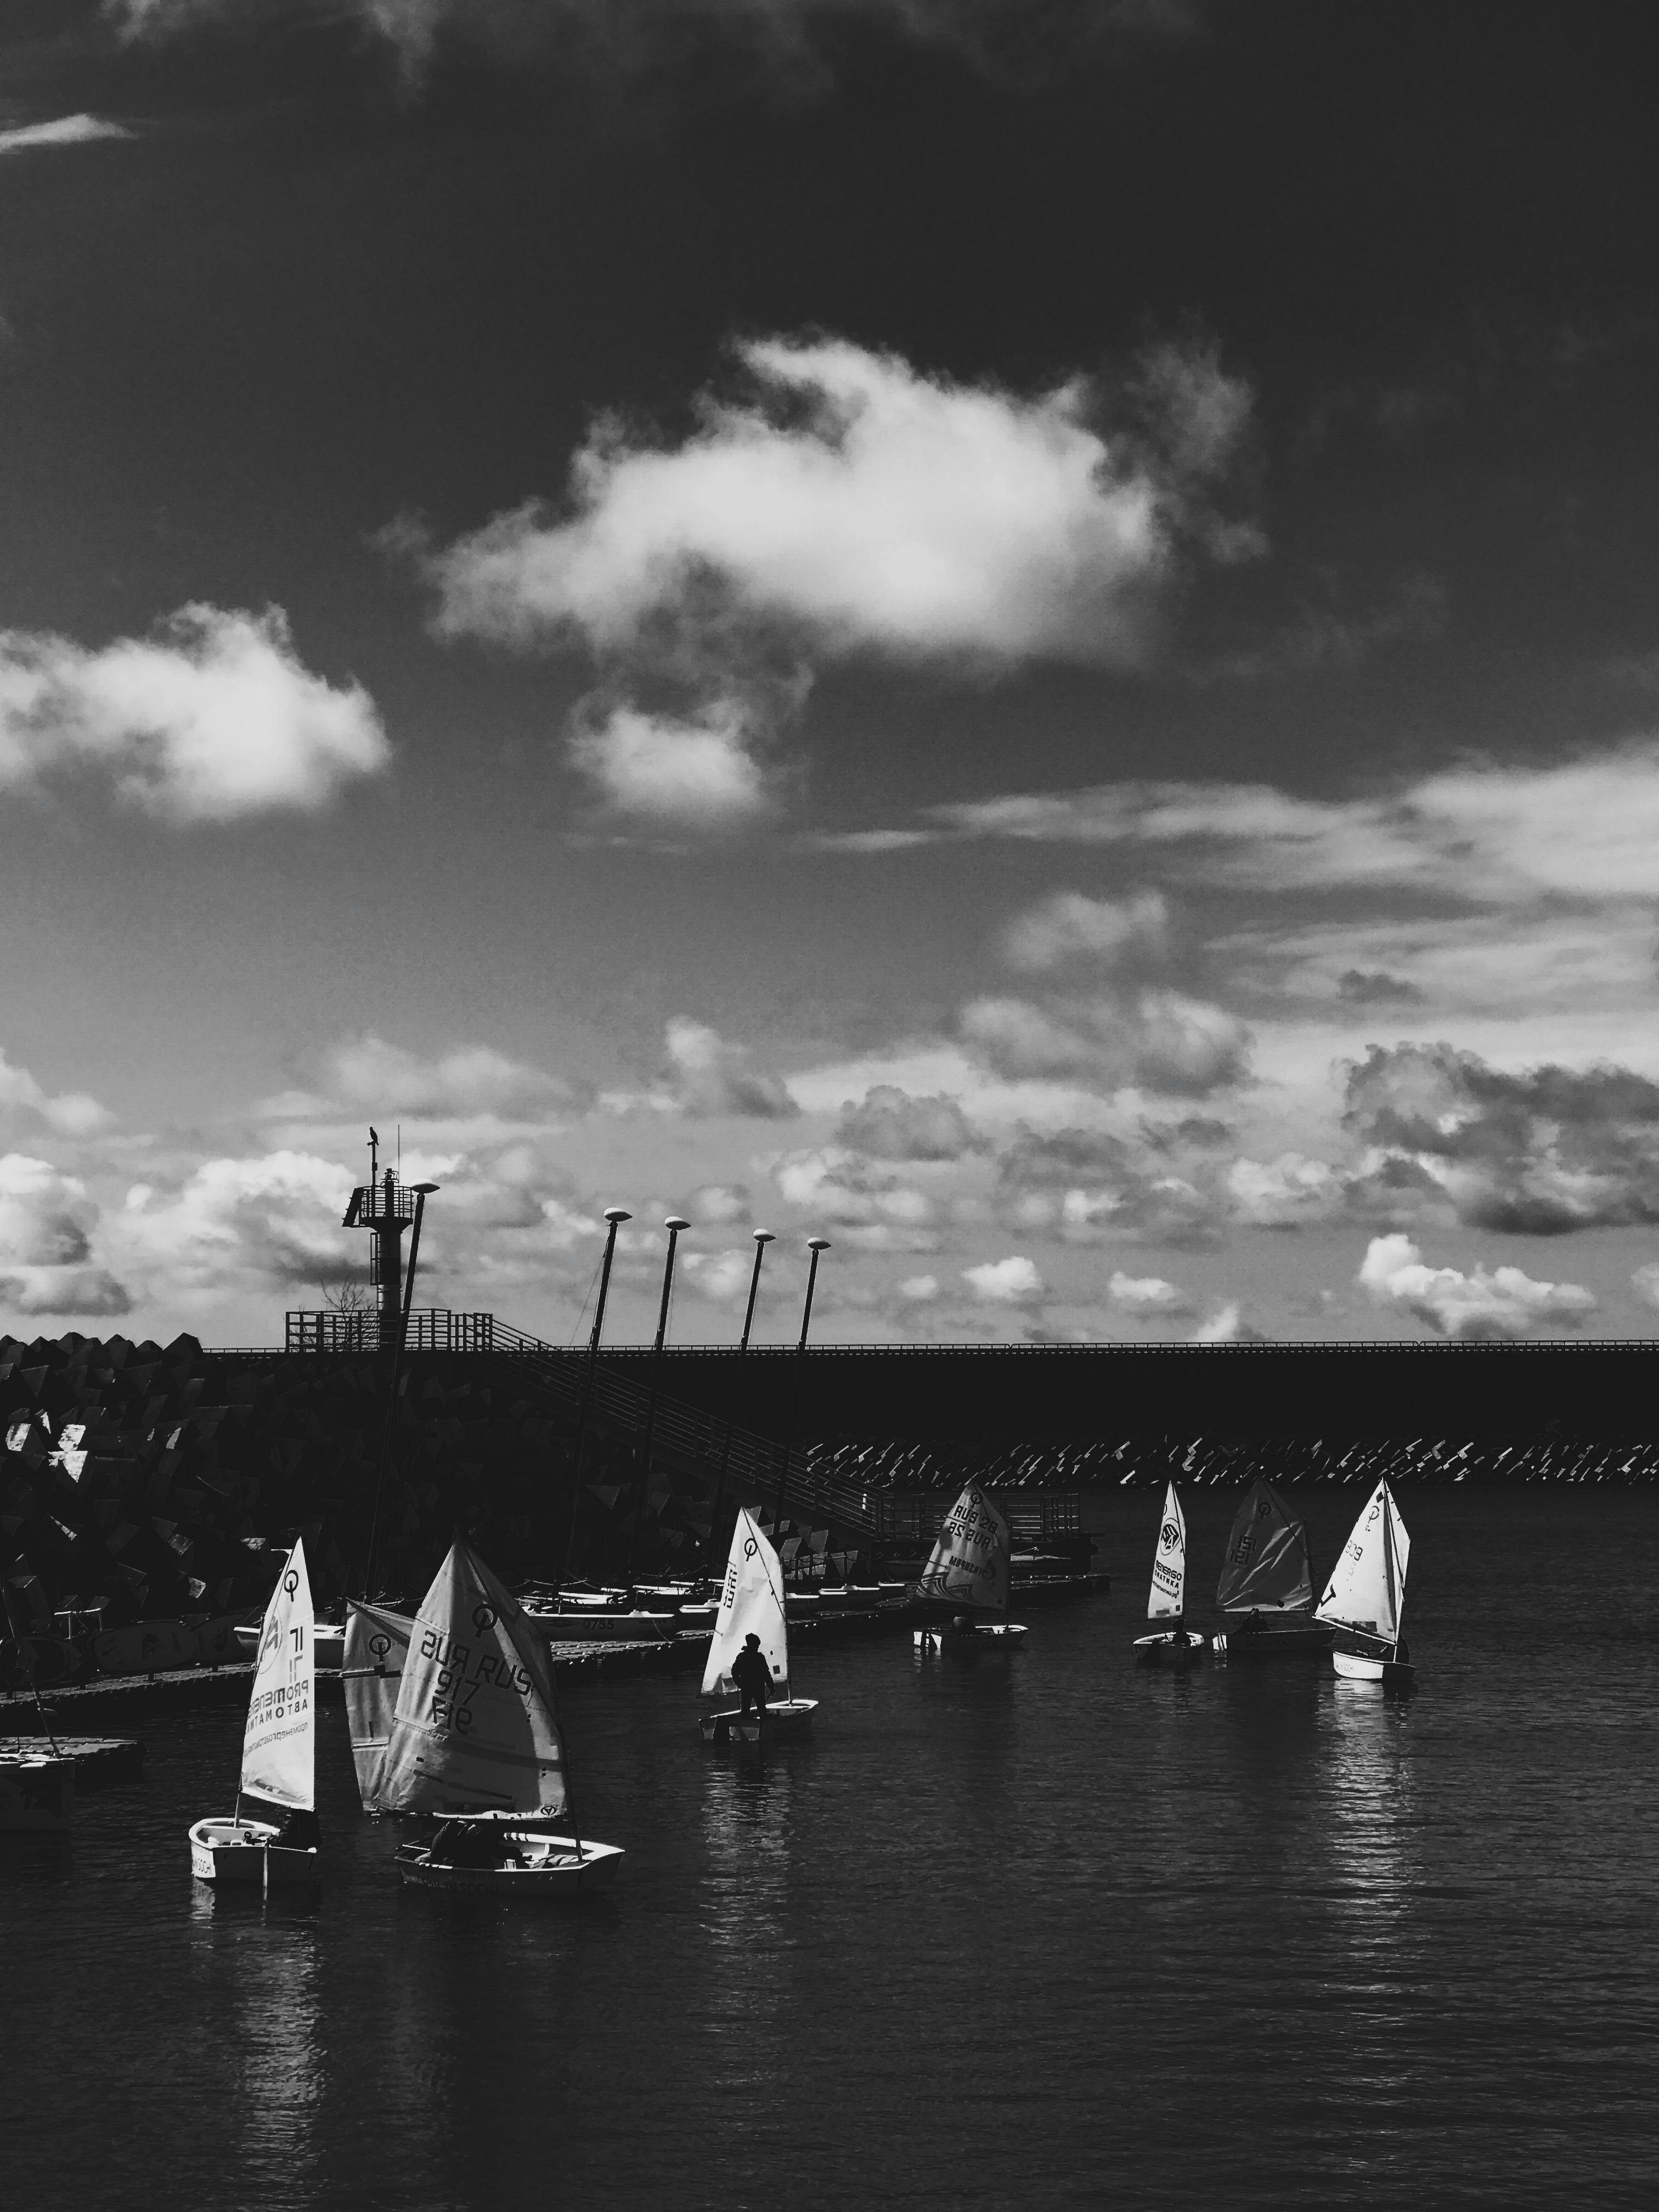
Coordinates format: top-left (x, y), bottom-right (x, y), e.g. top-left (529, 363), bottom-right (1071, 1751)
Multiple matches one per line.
top-left (7, 1492), bottom-right (1659, 2210)
top-left (189, 1888), bottom-right (324, 2196)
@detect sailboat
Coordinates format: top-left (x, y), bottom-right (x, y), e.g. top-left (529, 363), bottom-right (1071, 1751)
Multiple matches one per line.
top-left (384, 1539), bottom-right (623, 1892)
top-left (341, 1598), bottom-right (414, 1812)
top-left (912, 1482), bottom-right (1028, 1652)
top-left (1210, 1479), bottom-right (1331, 1659)
top-left (1316, 1479), bottom-right (1415, 1687)
top-left (188, 1537), bottom-right (319, 1887)
top-left (1133, 1482), bottom-right (1207, 1667)
top-left (701, 1508), bottom-right (819, 1742)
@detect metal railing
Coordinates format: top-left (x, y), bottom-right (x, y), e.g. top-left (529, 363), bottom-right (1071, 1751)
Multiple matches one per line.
top-left (874, 1492), bottom-right (1081, 1543)
top-left (285, 1309), bottom-right (500, 1354)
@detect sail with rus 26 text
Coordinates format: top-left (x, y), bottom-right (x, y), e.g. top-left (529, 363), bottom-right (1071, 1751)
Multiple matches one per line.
top-left (916, 1483), bottom-right (1011, 1612)
top-left (378, 1541), bottom-right (568, 1818)
top-left (241, 1536), bottom-right (315, 1815)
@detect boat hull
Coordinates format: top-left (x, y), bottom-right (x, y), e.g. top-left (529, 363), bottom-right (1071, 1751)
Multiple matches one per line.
top-left (1213, 1620), bottom-right (1333, 1660)
top-left (1134, 1630), bottom-right (1208, 1668)
top-left (188, 1816), bottom-right (319, 1887)
top-left (0, 1752), bottom-right (74, 1831)
top-left (701, 1696), bottom-right (818, 1743)
top-left (397, 1835), bottom-right (624, 1894)
top-left (1333, 1646), bottom-right (1417, 1689)
top-left (913, 1622), bottom-right (1028, 1652)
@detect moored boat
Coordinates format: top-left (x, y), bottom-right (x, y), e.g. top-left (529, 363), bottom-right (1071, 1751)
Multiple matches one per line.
top-left (911, 1482), bottom-right (1028, 1652)
top-left (342, 1597), bottom-right (415, 1813)
top-left (701, 1508), bottom-right (817, 1742)
top-left (382, 1539), bottom-right (623, 1894)
top-left (189, 1538), bottom-right (320, 1888)
top-left (1317, 1480), bottom-right (1415, 1688)
top-left (1133, 1482), bottom-right (1207, 1667)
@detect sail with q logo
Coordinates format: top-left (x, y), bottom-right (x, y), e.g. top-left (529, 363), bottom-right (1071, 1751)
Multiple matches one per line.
top-left (1133, 1483), bottom-right (1208, 1667)
top-left (699, 1506), bottom-right (817, 1742)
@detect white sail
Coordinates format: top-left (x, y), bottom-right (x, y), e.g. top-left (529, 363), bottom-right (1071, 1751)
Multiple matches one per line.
top-left (1147, 1482), bottom-right (1187, 1622)
top-left (916, 1483), bottom-right (1010, 1612)
top-left (702, 1508), bottom-right (789, 1698)
top-left (379, 1541), bottom-right (568, 1818)
top-left (1316, 1480), bottom-right (1411, 1643)
top-left (240, 1537), bottom-right (315, 1813)
top-left (1215, 1480), bottom-right (1314, 1614)
top-left (342, 1600), bottom-right (414, 1811)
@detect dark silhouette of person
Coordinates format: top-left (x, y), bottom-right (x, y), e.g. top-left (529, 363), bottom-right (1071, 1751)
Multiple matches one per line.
top-left (730, 1632), bottom-right (774, 1723)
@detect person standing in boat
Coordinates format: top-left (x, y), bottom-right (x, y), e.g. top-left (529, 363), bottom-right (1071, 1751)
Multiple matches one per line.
top-left (731, 1632), bottom-right (774, 1725)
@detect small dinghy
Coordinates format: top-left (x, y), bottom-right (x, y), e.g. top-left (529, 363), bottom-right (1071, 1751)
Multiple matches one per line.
top-left (912, 1482), bottom-right (1028, 1652)
top-left (1210, 1479), bottom-right (1331, 1659)
top-left (189, 1538), bottom-right (320, 1889)
top-left (701, 1508), bottom-right (817, 1742)
top-left (397, 1812), bottom-right (624, 1894)
top-left (1133, 1482), bottom-right (1207, 1667)
top-left (382, 1539), bottom-right (623, 1894)
top-left (1317, 1480), bottom-right (1415, 1688)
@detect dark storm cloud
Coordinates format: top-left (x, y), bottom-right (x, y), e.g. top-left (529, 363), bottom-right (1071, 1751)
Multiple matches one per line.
top-left (1342, 1043), bottom-right (1659, 1234)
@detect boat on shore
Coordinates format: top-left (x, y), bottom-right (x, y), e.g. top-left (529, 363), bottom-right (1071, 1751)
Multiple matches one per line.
top-left (912, 1482), bottom-right (1028, 1652)
top-left (189, 1538), bottom-right (320, 1889)
top-left (383, 1539), bottom-right (623, 1894)
top-left (701, 1508), bottom-right (817, 1743)
top-left (1317, 1480), bottom-right (1415, 1688)
top-left (1210, 1479), bottom-right (1331, 1660)
top-left (1134, 1482), bottom-right (1206, 1667)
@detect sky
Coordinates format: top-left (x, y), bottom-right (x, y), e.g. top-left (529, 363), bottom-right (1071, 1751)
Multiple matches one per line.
top-left (2, 1), bottom-right (1658, 1349)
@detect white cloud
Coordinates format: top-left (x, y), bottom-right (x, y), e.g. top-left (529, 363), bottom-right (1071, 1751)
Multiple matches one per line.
top-left (424, 335), bottom-right (1250, 670)
top-left (665, 1018), bottom-right (798, 1118)
top-left (963, 1253), bottom-right (1045, 1305)
top-left (0, 114), bottom-right (131, 155)
top-left (898, 1273), bottom-right (939, 1301)
top-left (112, 1150), bottom-right (356, 1301)
top-left (317, 1034), bottom-right (568, 1119)
top-left (1108, 1268), bottom-right (1190, 1314)
top-left (1226, 1152), bottom-right (1342, 1228)
top-left (0, 1153), bottom-right (131, 1318)
top-left (1632, 1262), bottom-right (1659, 1313)
top-left (568, 696), bottom-right (774, 824)
top-left (0, 604), bottom-right (389, 822)
top-left (833, 1085), bottom-right (983, 1159)
top-left (961, 988), bottom-right (1250, 1096)
top-left (1192, 1299), bottom-right (1257, 1342)
top-left (1001, 889), bottom-right (1170, 974)
top-left (0, 1047), bottom-right (110, 1138)
top-left (680, 1245), bottom-right (757, 1302)
top-left (1357, 1232), bottom-right (1596, 1341)
top-left (773, 1146), bottom-right (936, 1242)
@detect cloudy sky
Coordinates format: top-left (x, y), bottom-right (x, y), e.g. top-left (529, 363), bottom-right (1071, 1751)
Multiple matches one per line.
top-left (2, 2), bottom-right (1657, 1348)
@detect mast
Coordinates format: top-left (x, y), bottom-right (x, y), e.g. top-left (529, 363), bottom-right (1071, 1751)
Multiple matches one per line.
top-left (563, 1207), bottom-right (630, 1583)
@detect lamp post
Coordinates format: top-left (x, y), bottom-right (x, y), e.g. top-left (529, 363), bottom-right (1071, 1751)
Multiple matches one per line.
top-left (364, 1181), bottom-right (440, 1599)
top-left (706, 1229), bottom-right (774, 1568)
top-left (627, 1216), bottom-right (690, 1585)
top-left (774, 1236), bottom-right (830, 1535)
top-left (562, 1205), bottom-right (631, 1584)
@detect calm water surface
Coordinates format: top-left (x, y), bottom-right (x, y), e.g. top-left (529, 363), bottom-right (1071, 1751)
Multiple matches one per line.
top-left (5, 1489), bottom-right (1658, 2210)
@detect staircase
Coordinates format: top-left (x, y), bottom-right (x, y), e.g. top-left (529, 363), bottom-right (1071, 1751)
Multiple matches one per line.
top-left (478, 1321), bottom-right (878, 1540)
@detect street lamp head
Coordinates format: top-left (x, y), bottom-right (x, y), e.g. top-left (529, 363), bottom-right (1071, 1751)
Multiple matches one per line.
top-left (603, 1206), bottom-right (632, 1225)
top-left (411, 1182), bottom-right (441, 1195)
top-left (807, 1236), bottom-right (832, 1252)
top-left (752, 1229), bottom-right (776, 1245)
top-left (664, 1215), bottom-right (691, 1233)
